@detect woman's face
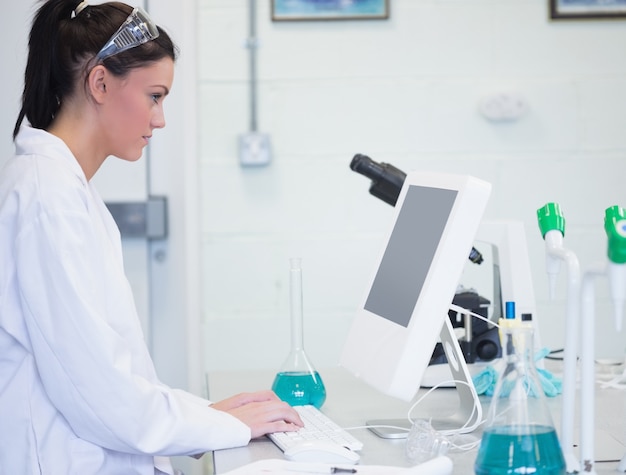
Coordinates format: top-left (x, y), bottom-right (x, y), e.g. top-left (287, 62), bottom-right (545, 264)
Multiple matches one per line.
top-left (100, 57), bottom-right (174, 161)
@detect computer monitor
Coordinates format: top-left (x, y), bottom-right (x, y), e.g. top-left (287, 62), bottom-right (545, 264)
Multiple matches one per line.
top-left (340, 171), bottom-right (492, 404)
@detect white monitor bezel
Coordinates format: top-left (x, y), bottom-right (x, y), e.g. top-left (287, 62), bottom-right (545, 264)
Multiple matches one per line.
top-left (340, 170), bottom-right (492, 401)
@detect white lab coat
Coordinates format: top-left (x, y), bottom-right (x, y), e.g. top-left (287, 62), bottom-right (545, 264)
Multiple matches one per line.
top-left (0, 126), bottom-right (251, 474)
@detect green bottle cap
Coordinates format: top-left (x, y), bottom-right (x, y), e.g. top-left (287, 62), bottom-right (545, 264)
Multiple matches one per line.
top-left (537, 202), bottom-right (565, 239)
top-left (605, 206), bottom-right (626, 264)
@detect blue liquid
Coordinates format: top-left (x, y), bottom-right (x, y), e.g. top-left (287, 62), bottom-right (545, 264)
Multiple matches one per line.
top-left (475, 425), bottom-right (565, 475)
top-left (271, 371), bottom-right (327, 408)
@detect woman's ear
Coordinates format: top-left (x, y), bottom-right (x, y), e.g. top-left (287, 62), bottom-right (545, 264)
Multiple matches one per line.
top-left (88, 65), bottom-right (108, 104)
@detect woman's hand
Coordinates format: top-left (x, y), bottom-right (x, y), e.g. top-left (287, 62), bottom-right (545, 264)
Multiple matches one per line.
top-left (211, 390), bottom-right (304, 439)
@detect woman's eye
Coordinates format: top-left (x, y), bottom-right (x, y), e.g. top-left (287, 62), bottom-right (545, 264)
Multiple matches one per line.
top-left (151, 94), bottom-right (162, 103)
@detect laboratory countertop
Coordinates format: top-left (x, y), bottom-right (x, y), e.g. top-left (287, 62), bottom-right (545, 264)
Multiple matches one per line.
top-left (208, 364), bottom-right (626, 474)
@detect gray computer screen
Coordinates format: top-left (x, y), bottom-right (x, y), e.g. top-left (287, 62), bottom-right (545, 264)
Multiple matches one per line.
top-left (364, 185), bottom-right (458, 328)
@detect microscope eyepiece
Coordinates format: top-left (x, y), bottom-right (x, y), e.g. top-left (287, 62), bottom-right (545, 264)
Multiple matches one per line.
top-left (350, 154), bottom-right (406, 206)
top-left (350, 154), bottom-right (384, 177)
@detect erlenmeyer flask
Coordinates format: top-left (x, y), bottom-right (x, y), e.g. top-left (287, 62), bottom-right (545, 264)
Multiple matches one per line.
top-left (271, 258), bottom-right (326, 408)
top-left (474, 321), bottom-right (565, 475)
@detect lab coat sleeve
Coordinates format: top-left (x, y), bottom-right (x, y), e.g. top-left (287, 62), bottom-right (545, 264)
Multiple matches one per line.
top-left (15, 201), bottom-right (251, 455)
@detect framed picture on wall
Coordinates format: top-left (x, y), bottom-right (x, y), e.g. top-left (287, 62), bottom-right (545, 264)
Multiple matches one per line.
top-left (550, 0), bottom-right (626, 19)
top-left (271, 0), bottom-right (389, 21)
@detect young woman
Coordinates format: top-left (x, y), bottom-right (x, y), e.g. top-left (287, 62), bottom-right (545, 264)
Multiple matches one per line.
top-left (0, 1), bottom-right (302, 473)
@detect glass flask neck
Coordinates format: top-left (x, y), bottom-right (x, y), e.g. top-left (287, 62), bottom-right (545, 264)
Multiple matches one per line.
top-left (502, 325), bottom-right (534, 367)
top-left (290, 257), bottom-right (304, 351)
top-left (282, 258), bottom-right (313, 372)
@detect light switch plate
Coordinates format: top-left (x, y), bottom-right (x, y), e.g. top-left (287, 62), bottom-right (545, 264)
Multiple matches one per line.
top-left (238, 132), bottom-right (271, 167)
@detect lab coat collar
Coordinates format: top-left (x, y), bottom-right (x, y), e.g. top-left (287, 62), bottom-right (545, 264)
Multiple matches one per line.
top-left (15, 125), bottom-right (89, 187)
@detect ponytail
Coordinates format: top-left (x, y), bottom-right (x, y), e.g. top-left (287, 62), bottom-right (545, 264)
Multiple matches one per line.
top-left (14, 0), bottom-right (79, 138)
top-left (13, 0), bottom-right (177, 139)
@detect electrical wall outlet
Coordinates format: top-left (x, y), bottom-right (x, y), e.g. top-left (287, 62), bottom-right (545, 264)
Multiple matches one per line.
top-left (238, 132), bottom-right (271, 167)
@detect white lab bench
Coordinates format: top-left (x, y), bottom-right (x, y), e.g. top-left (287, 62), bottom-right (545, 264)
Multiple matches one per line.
top-left (207, 364), bottom-right (626, 474)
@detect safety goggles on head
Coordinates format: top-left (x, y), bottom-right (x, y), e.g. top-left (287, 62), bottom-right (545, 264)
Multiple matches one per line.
top-left (96, 7), bottom-right (159, 61)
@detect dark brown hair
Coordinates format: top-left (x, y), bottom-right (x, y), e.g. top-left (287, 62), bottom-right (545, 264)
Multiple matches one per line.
top-left (13, 0), bottom-right (178, 139)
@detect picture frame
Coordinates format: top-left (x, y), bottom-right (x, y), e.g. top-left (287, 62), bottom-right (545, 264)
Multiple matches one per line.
top-left (550, 0), bottom-right (626, 19)
top-left (271, 0), bottom-right (389, 22)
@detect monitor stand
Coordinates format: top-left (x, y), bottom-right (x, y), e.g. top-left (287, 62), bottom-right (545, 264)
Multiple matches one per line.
top-left (366, 316), bottom-right (483, 439)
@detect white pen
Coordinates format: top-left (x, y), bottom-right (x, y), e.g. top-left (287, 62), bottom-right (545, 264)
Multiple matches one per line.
top-left (285, 462), bottom-right (357, 474)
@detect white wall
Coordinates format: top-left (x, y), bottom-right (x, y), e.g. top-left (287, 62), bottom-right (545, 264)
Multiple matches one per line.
top-left (0, 2), bottom-right (31, 164)
top-left (198, 0), bottom-right (626, 374)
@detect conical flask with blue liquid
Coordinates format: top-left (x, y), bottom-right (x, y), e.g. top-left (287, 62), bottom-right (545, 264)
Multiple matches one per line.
top-left (271, 258), bottom-right (326, 408)
top-left (475, 308), bottom-right (565, 475)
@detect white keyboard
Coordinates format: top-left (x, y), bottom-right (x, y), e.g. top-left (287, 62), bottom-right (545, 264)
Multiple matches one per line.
top-left (268, 405), bottom-right (364, 452)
